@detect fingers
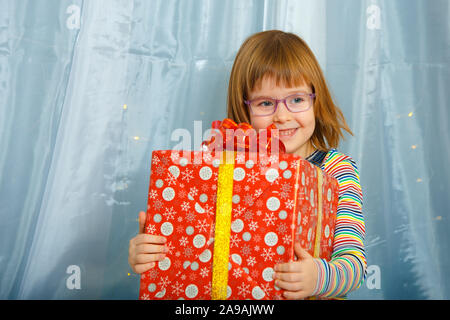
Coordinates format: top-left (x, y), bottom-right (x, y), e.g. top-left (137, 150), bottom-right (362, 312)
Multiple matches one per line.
top-left (283, 290), bottom-right (309, 300)
top-left (134, 262), bottom-right (156, 274)
top-left (275, 279), bottom-right (303, 292)
top-left (136, 243), bottom-right (168, 255)
top-left (132, 233), bottom-right (167, 246)
top-left (274, 261), bottom-right (301, 273)
top-left (273, 272), bottom-right (302, 282)
top-left (273, 261), bottom-right (308, 298)
top-left (274, 269), bottom-right (303, 292)
top-left (138, 211), bottom-right (146, 234)
top-left (135, 253), bottom-right (167, 264)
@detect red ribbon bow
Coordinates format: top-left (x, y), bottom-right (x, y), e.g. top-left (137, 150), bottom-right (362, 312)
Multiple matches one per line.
top-left (201, 118), bottom-right (286, 154)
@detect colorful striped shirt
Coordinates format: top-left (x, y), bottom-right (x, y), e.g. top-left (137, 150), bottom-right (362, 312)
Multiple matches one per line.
top-left (305, 148), bottom-right (367, 299)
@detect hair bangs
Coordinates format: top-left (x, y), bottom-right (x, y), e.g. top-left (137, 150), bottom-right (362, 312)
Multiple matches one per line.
top-left (244, 36), bottom-right (311, 97)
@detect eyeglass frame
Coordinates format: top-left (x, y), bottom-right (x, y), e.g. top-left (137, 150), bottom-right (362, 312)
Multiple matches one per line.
top-left (244, 92), bottom-right (316, 117)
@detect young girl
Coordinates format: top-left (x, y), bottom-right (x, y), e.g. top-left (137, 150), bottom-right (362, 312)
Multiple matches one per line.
top-left (128, 30), bottom-right (366, 299)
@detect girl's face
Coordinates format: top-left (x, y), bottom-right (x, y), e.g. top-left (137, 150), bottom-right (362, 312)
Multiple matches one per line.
top-left (248, 76), bottom-right (316, 158)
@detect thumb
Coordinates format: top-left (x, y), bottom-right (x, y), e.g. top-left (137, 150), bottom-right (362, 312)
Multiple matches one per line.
top-left (138, 211), bottom-right (147, 234)
top-left (294, 242), bottom-right (312, 260)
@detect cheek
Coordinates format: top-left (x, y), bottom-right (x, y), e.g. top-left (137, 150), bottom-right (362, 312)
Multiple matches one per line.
top-left (295, 112), bottom-right (315, 130)
top-left (249, 116), bottom-right (272, 129)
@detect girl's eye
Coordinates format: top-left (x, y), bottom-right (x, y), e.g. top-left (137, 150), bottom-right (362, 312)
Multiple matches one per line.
top-left (291, 97), bottom-right (304, 104)
top-left (258, 100), bottom-right (274, 107)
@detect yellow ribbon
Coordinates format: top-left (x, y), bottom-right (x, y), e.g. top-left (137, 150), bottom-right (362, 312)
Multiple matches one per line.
top-left (313, 166), bottom-right (324, 258)
top-left (211, 151), bottom-right (235, 300)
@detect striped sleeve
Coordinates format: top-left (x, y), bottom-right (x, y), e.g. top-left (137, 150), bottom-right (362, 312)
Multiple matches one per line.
top-left (311, 150), bottom-right (367, 299)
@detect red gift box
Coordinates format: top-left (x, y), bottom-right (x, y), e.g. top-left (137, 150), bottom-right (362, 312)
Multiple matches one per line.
top-left (139, 146), bottom-right (339, 300)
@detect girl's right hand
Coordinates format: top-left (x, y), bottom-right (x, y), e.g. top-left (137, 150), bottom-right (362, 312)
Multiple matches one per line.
top-left (128, 211), bottom-right (168, 274)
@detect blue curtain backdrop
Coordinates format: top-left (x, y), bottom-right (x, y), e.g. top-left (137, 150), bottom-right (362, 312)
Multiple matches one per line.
top-left (0, 0), bottom-right (448, 299)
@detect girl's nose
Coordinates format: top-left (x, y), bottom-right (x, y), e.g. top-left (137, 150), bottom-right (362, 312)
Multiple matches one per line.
top-left (273, 101), bottom-right (292, 123)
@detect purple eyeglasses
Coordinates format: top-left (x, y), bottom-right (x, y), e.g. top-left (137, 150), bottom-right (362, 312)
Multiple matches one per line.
top-left (244, 92), bottom-right (316, 117)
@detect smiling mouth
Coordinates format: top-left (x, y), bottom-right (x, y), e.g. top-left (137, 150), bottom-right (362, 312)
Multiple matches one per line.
top-left (278, 128), bottom-right (298, 137)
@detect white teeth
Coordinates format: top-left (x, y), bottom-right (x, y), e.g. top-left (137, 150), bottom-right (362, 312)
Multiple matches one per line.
top-left (279, 128), bottom-right (297, 136)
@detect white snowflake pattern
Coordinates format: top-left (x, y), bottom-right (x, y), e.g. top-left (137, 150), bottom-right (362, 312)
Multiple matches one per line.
top-left (149, 190), bottom-right (157, 199)
top-left (179, 236), bottom-right (188, 247)
top-left (188, 186), bottom-right (198, 198)
top-left (166, 241), bottom-right (175, 254)
top-left (277, 222), bottom-right (288, 234)
top-left (196, 219), bottom-right (210, 233)
top-left (141, 293), bottom-right (150, 300)
top-left (260, 283), bottom-right (273, 295)
top-left (181, 168), bottom-right (194, 182)
top-left (285, 199), bottom-right (295, 209)
top-left (232, 268), bottom-right (243, 279)
top-left (158, 276), bottom-right (171, 289)
top-left (180, 201), bottom-right (190, 212)
top-left (281, 182), bottom-right (292, 193)
top-left (263, 212), bottom-right (276, 226)
top-left (230, 234), bottom-right (241, 248)
top-left (164, 206), bottom-right (176, 220)
top-left (153, 199), bottom-right (163, 211)
top-left (155, 165), bottom-right (165, 176)
top-left (186, 212), bottom-right (195, 222)
top-left (248, 220), bottom-right (258, 231)
top-left (200, 267), bottom-right (209, 278)
top-left (233, 205), bottom-right (245, 217)
top-left (165, 174), bottom-right (177, 186)
top-left (247, 256), bottom-right (256, 267)
top-left (243, 210), bottom-right (253, 221)
top-left (282, 234), bottom-right (291, 244)
top-left (204, 204), bottom-right (214, 215)
top-left (254, 188), bottom-right (263, 198)
top-left (146, 224), bottom-right (156, 234)
top-left (237, 282), bottom-right (250, 298)
top-left (261, 248), bottom-right (275, 261)
top-left (241, 244), bottom-right (252, 256)
top-left (247, 170), bottom-right (260, 184)
top-left (171, 281), bottom-right (183, 296)
top-left (152, 156), bottom-right (161, 165)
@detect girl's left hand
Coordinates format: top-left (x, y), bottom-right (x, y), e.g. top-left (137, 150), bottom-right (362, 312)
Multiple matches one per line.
top-left (273, 242), bottom-right (318, 299)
